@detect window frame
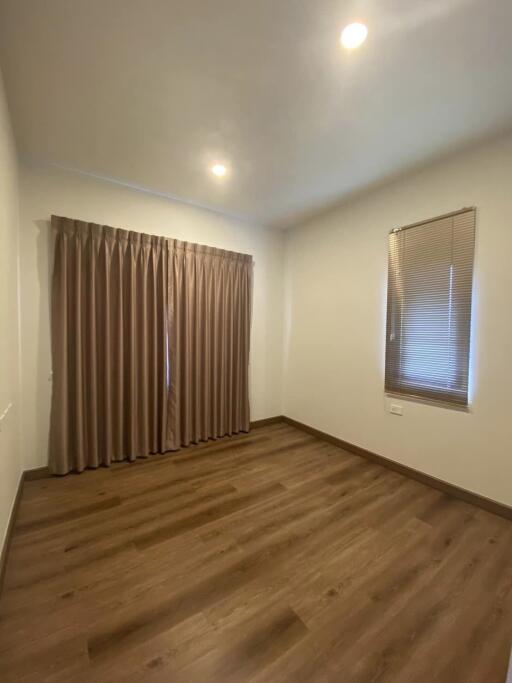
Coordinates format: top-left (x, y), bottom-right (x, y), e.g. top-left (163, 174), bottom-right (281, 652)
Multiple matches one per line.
top-left (384, 207), bottom-right (476, 410)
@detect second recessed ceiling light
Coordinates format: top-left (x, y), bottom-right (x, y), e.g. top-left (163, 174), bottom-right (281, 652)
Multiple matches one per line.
top-left (340, 22), bottom-right (368, 49)
top-left (211, 164), bottom-right (228, 177)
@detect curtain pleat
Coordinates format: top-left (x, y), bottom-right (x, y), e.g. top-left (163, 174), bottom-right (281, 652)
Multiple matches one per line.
top-left (49, 216), bottom-right (170, 474)
top-left (49, 216), bottom-right (253, 475)
top-left (165, 240), bottom-right (252, 450)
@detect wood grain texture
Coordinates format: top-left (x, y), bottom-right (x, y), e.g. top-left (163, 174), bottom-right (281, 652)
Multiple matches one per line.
top-left (0, 422), bottom-right (511, 682)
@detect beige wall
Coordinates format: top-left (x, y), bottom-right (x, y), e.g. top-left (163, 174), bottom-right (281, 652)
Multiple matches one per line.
top-left (19, 163), bottom-right (285, 470)
top-left (0, 68), bottom-right (22, 551)
top-left (283, 133), bottom-right (512, 506)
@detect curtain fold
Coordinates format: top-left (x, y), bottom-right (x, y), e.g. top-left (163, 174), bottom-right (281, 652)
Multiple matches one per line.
top-left (166, 240), bottom-right (252, 449)
top-left (49, 215), bottom-right (252, 475)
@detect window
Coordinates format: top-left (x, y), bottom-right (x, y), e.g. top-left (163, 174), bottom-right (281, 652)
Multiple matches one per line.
top-left (385, 208), bottom-right (475, 407)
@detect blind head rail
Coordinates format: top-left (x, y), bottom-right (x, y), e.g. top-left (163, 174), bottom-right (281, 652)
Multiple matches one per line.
top-left (390, 207), bottom-right (476, 234)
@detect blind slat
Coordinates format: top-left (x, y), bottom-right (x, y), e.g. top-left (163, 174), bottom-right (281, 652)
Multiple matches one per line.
top-left (384, 208), bottom-right (475, 406)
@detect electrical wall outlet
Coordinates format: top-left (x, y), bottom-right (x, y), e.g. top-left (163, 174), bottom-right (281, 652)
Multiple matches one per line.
top-left (390, 403), bottom-right (403, 416)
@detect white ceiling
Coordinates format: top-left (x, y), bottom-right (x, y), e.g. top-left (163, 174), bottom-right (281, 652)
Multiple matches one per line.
top-left (1, 0), bottom-right (512, 228)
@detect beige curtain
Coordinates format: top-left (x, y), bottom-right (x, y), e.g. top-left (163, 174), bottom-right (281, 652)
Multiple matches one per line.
top-left (167, 240), bottom-right (252, 448)
top-left (49, 215), bottom-right (253, 475)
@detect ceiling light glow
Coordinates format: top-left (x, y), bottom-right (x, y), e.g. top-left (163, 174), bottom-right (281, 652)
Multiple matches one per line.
top-left (340, 22), bottom-right (368, 49)
top-left (211, 164), bottom-right (227, 177)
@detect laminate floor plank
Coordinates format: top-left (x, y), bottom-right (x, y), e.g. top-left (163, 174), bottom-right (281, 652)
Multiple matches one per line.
top-left (1, 423), bottom-right (511, 682)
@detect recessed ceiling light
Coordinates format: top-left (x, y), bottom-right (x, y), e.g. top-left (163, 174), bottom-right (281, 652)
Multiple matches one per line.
top-left (211, 164), bottom-right (227, 177)
top-left (340, 22), bottom-right (368, 49)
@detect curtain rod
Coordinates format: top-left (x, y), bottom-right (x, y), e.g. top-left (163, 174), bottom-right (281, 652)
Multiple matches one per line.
top-left (390, 206), bottom-right (476, 234)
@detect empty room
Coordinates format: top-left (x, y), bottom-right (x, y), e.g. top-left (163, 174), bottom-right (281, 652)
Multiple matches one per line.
top-left (1, 1), bottom-right (512, 681)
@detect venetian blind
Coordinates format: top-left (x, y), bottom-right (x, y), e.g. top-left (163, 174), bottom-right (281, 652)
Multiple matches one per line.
top-left (385, 208), bottom-right (476, 406)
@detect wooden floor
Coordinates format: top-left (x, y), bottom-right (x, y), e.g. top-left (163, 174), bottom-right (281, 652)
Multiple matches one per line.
top-left (1, 422), bottom-right (511, 682)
